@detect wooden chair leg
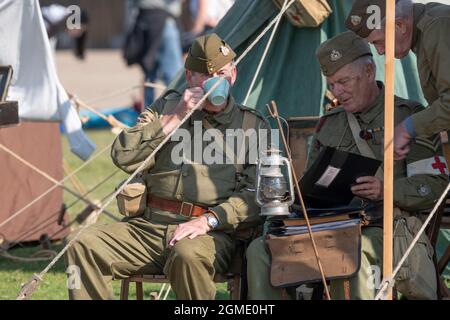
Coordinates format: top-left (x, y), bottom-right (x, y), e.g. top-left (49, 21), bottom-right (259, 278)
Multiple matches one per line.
top-left (392, 286), bottom-right (399, 300)
top-left (136, 281), bottom-right (144, 300)
top-left (343, 280), bottom-right (351, 300)
top-left (440, 278), bottom-right (450, 299)
top-left (436, 241), bottom-right (450, 300)
top-left (438, 244), bottom-right (450, 275)
top-left (280, 288), bottom-right (289, 300)
top-left (120, 279), bottom-right (130, 300)
top-left (426, 199), bottom-right (446, 247)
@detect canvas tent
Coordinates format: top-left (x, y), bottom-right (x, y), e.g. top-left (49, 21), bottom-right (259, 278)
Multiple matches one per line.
top-left (0, 0), bottom-right (94, 244)
top-left (0, 123), bottom-right (68, 243)
top-left (0, 0), bottom-right (96, 160)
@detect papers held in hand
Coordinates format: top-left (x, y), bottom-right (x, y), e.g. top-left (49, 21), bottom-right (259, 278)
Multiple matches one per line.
top-left (300, 146), bottom-right (381, 208)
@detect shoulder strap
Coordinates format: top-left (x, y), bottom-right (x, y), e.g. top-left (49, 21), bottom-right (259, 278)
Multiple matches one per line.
top-left (346, 112), bottom-right (384, 180)
top-left (160, 90), bottom-right (182, 115)
top-left (242, 110), bottom-right (257, 132)
top-left (235, 111), bottom-right (257, 174)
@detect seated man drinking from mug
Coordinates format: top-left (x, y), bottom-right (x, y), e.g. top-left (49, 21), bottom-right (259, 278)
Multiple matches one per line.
top-left (65, 33), bottom-right (267, 300)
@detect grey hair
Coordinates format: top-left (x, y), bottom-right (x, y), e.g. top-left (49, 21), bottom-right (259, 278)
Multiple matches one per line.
top-left (351, 55), bottom-right (377, 74)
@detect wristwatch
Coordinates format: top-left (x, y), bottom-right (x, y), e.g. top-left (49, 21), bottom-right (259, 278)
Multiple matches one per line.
top-left (204, 213), bottom-right (219, 230)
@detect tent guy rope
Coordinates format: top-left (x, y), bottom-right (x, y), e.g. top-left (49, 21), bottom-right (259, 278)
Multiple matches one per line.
top-left (243, 0), bottom-right (288, 105)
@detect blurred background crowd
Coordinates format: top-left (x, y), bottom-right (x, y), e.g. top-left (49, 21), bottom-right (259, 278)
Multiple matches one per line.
top-left (41, 0), bottom-right (235, 112)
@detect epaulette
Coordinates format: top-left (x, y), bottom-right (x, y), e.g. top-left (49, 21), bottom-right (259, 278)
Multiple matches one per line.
top-left (162, 89), bottom-right (182, 101)
top-left (322, 106), bottom-right (345, 117)
top-left (314, 107), bottom-right (345, 133)
top-left (156, 89), bottom-right (182, 115)
top-left (394, 96), bottom-right (424, 112)
top-left (418, 3), bottom-right (448, 31)
top-left (238, 105), bottom-right (263, 117)
top-left (238, 105), bottom-right (268, 126)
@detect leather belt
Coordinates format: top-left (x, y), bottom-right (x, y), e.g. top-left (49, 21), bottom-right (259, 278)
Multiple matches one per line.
top-left (147, 194), bottom-right (207, 218)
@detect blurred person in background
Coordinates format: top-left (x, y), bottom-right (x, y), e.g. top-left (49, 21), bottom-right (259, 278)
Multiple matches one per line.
top-left (180, 0), bottom-right (208, 53)
top-left (41, 4), bottom-right (89, 60)
top-left (125, 0), bottom-right (184, 107)
top-left (179, 0), bottom-right (234, 54)
top-left (205, 0), bottom-right (234, 30)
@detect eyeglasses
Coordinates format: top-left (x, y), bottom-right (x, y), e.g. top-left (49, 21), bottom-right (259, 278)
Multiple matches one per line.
top-left (327, 75), bottom-right (360, 91)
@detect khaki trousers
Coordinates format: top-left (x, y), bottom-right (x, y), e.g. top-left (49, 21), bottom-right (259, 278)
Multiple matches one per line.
top-left (65, 209), bottom-right (234, 300)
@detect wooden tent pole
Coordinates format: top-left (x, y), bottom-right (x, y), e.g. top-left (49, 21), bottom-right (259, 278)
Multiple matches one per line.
top-left (383, 0), bottom-right (396, 300)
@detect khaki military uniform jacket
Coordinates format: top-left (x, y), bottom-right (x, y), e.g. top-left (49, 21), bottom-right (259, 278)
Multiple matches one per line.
top-left (111, 91), bottom-right (266, 234)
top-left (410, 3), bottom-right (450, 137)
top-left (307, 83), bottom-right (448, 212)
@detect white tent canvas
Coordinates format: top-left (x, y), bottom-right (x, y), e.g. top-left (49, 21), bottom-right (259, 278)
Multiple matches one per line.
top-left (0, 0), bottom-right (95, 160)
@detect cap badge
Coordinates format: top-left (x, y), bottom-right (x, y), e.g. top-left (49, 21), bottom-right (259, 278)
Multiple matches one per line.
top-left (351, 15), bottom-right (362, 26)
top-left (220, 45), bottom-right (230, 56)
top-left (330, 49), bottom-right (342, 62)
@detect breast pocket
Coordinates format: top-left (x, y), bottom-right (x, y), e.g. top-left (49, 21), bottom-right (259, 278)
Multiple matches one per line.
top-left (321, 135), bottom-right (354, 152)
top-left (182, 163), bottom-right (237, 205)
top-left (146, 169), bottom-right (181, 198)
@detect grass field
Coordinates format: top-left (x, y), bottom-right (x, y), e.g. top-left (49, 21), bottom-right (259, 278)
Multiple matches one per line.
top-left (0, 129), bottom-right (228, 300)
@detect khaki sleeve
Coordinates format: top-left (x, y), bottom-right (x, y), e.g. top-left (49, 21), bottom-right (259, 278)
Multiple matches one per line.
top-left (110, 99), bottom-right (167, 173)
top-left (393, 132), bottom-right (448, 211)
top-left (411, 19), bottom-right (450, 137)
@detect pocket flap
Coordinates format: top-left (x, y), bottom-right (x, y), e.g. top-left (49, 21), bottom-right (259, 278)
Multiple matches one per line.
top-left (120, 182), bottom-right (147, 198)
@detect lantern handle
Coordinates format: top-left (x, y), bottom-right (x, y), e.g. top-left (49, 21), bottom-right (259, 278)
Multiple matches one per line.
top-left (255, 158), bottom-right (264, 206)
top-left (281, 156), bottom-right (295, 206)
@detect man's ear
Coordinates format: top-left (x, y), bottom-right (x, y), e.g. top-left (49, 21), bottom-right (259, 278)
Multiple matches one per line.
top-left (186, 70), bottom-right (193, 86)
top-left (229, 64), bottom-right (237, 86)
top-left (395, 18), bottom-right (407, 35)
top-left (366, 63), bottom-right (375, 81)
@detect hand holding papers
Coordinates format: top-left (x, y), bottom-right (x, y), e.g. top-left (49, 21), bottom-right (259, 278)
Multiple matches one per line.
top-left (300, 147), bottom-right (381, 208)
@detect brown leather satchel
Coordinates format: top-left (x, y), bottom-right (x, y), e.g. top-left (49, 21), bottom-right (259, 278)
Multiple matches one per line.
top-left (272, 0), bottom-right (332, 28)
top-left (266, 221), bottom-right (361, 287)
